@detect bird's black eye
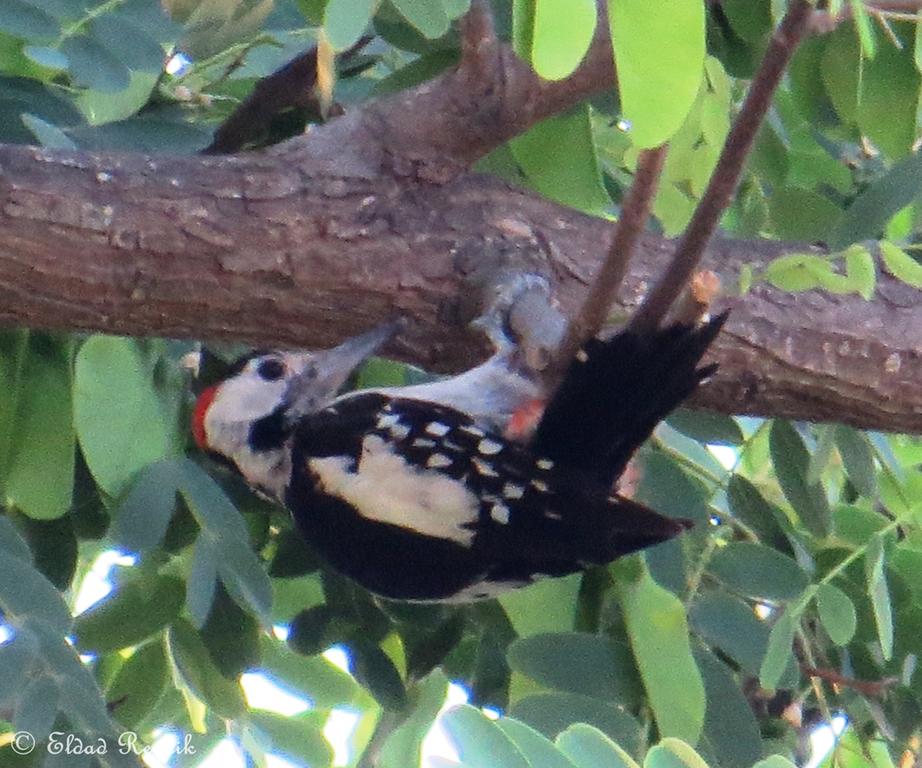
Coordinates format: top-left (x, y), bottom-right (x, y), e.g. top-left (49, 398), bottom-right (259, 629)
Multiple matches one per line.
top-left (257, 358), bottom-right (286, 381)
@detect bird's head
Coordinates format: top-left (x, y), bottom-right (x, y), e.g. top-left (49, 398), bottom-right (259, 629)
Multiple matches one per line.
top-left (192, 322), bottom-right (400, 498)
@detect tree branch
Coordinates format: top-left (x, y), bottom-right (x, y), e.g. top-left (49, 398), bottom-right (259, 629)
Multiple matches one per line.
top-left (553, 145), bottom-right (668, 375)
top-left (0, 144), bottom-right (918, 432)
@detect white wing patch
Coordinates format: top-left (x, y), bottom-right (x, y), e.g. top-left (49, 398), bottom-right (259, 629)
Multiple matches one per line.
top-left (308, 435), bottom-right (478, 546)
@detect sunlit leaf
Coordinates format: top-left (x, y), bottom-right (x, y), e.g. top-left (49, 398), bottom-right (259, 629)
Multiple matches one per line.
top-left (531, 0), bottom-right (596, 80)
top-left (609, 0), bottom-right (705, 147)
top-left (879, 241), bottom-right (922, 289)
top-left (614, 561), bottom-right (704, 743)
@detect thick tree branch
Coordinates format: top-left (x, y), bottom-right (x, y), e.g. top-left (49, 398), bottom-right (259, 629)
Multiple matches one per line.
top-left (0, 144), bottom-right (919, 433)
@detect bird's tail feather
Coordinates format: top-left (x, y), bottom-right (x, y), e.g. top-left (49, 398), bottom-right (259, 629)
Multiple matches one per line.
top-left (532, 312), bottom-right (728, 487)
top-left (579, 494), bottom-right (692, 564)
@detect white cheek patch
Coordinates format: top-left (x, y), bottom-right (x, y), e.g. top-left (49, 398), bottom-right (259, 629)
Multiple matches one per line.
top-left (308, 435), bottom-right (479, 546)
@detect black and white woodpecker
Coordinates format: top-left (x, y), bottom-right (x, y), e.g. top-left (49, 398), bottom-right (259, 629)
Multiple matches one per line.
top-left (193, 314), bottom-right (727, 602)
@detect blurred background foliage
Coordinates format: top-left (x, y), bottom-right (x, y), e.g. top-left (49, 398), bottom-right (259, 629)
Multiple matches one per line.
top-left (0, 0), bottom-right (921, 767)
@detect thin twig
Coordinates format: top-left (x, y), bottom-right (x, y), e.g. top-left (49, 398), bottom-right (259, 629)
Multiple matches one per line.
top-left (551, 145), bottom-right (668, 376)
top-left (629, 0), bottom-right (815, 334)
top-left (801, 664), bottom-right (900, 698)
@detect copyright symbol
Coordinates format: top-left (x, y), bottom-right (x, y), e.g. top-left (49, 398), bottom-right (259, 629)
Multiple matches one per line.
top-left (11, 731), bottom-right (35, 755)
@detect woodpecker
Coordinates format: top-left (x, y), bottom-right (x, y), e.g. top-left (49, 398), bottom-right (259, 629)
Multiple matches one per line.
top-left (193, 315), bottom-right (727, 602)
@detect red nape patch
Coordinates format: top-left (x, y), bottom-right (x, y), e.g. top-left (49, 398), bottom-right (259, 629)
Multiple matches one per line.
top-left (192, 385), bottom-right (219, 450)
top-left (504, 398), bottom-right (546, 442)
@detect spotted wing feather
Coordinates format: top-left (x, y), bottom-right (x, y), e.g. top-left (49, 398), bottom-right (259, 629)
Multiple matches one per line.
top-left (287, 393), bottom-right (686, 601)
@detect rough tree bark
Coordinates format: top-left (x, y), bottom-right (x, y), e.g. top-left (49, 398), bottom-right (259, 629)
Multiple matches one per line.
top-left (0, 2), bottom-right (919, 433)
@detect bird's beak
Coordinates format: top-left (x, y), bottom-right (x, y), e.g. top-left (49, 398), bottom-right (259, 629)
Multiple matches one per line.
top-left (282, 321), bottom-right (402, 416)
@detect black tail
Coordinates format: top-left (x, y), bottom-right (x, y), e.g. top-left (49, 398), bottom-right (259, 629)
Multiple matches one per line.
top-left (581, 495), bottom-right (694, 564)
top-left (531, 312), bottom-right (728, 487)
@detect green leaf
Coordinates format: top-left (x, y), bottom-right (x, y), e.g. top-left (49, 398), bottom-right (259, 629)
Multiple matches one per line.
top-left (752, 758), bottom-right (797, 768)
top-left (499, 574), bottom-right (580, 636)
top-left (879, 241), bottom-right (922, 288)
top-left (807, 424), bottom-right (837, 485)
top-left (507, 633), bottom-right (641, 705)
top-left (556, 724), bottom-right (639, 768)
top-left (75, 71), bottom-right (163, 126)
top-left (834, 425), bottom-right (878, 498)
top-left (177, 459), bottom-right (272, 624)
top-left (200, 585), bottom-right (260, 678)
top-left (769, 187), bottom-right (842, 242)
top-left (324, 0), bottom-right (375, 50)
top-left (260, 635), bottom-right (359, 708)
top-left (726, 475), bottom-right (792, 553)
top-left (531, 0), bottom-right (596, 80)
top-left (497, 718), bottom-right (580, 768)
top-left (90, 14), bottom-right (165, 75)
top-left (249, 710), bottom-right (333, 768)
top-left (186, 535), bottom-right (218, 627)
top-left (351, 639), bottom-right (407, 710)
top-left (694, 649), bottom-right (762, 768)
top-left (14, 676), bottom-right (59, 741)
top-left (380, 671), bottom-right (450, 768)
top-left (441, 705), bottom-right (530, 768)
top-left (74, 337), bottom-right (178, 497)
top-left (21, 113), bottom-right (76, 149)
top-left (0, 329), bottom-right (29, 492)
top-left (167, 618), bottom-right (247, 719)
top-left (844, 245), bottom-right (876, 299)
top-left (113, 458), bottom-right (183, 552)
top-left (510, 107), bottom-right (611, 214)
top-left (0, 515), bottom-right (33, 563)
top-left (5, 340), bottom-right (74, 520)
top-left (769, 420), bottom-right (831, 537)
top-left (708, 542), bottom-right (808, 602)
top-left (106, 641), bottom-right (170, 729)
top-left (19, 515), bottom-right (78, 591)
top-left (27, 618), bottom-right (114, 734)
top-left (391, 0), bottom-right (451, 39)
top-left (614, 561), bottom-right (705, 743)
top-left (762, 252), bottom-right (849, 293)
top-left (645, 738), bottom-right (711, 768)
top-left (73, 574), bottom-right (185, 653)
top-left (0, 1), bottom-right (59, 41)
top-left (666, 409), bottom-right (743, 446)
top-left (511, 692), bottom-right (641, 752)
top-left (689, 592), bottom-right (775, 678)
top-left (759, 609), bottom-right (796, 690)
top-left (0, 548), bottom-right (73, 633)
top-left (828, 151), bottom-right (922, 248)
top-left (0, 631), bottom-right (38, 704)
top-left (815, 583), bottom-right (857, 646)
top-left (608, 0), bottom-right (705, 147)
top-left (61, 34), bottom-right (131, 91)
top-left (849, 0), bottom-right (877, 58)
top-left (865, 532), bottom-right (893, 660)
